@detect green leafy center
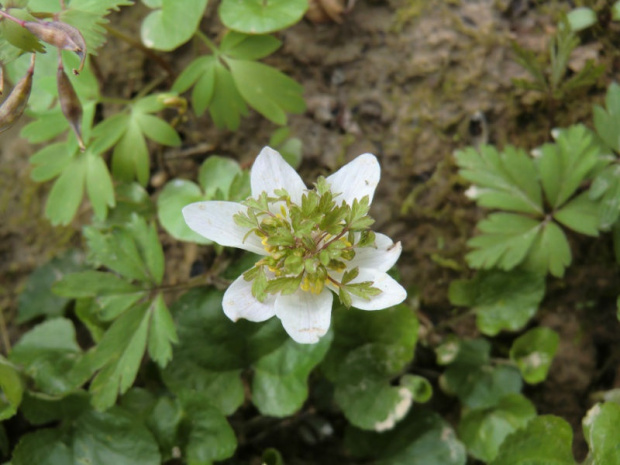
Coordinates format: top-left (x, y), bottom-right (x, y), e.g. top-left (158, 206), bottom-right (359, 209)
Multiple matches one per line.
top-left (233, 178), bottom-right (382, 306)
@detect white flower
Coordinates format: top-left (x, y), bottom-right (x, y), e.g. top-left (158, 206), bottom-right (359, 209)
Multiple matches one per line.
top-left (182, 146), bottom-right (407, 344)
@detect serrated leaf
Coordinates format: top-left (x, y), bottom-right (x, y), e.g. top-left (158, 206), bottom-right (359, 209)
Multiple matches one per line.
top-left (219, 0), bottom-right (308, 34)
top-left (458, 394), bottom-right (537, 462)
top-left (466, 213), bottom-right (541, 271)
top-left (554, 190), bottom-right (600, 236)
top-left (252, 332), bottom-right (332, 416)
top-left (345, 410), bottom-right (467, 465)
top-left (0, 356), bottom-right (23, 421)
top-left (491, 415), bottom-right (576, 465)
top-left (141, 0), bottom-right (208, 51)
top-left (455, 144), bottom-right (543, 215)
top-left (451, 270), bottom-right (545, 336)
top-left (510, 327), bottom-right (559, 384)
top-left (17, 249), bottom-right (86, 323)
top-left (228, 58), bottom-right (306, 125)
top-left (539, 124), bottom-right (601, 209)
top-left (583, 402), bottom-right (620, 465)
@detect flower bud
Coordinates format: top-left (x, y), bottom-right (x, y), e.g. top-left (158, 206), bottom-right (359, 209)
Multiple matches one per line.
top-left (24, 20), bottom-right (86, 74)
top-left (0, 53), bottom-right (35, 134)
top-left (57, 61), bottom-right (85, 150)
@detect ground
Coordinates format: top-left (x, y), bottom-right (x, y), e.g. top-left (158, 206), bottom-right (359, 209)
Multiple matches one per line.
top-left (2, 0), bottom-right (620, 462)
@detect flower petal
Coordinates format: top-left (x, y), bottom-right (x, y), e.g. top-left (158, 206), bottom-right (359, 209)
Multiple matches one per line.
top-left (223, 274), bottom-right (277, 322)
top-left (349, 268), bottom-right (407, 311)
top-left (275, 289), bottom-right (333, 344)
top-left (350, 233), bottom-right (402, 273)
top-left (326, 153), bottom-right (380, 205)
top-left (182, 201), bottom-right (266, 255)
top-left (251, 146), bottom-right (306, 204)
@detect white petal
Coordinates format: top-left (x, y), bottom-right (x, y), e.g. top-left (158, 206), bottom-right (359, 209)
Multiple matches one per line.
top-left (182, 201), bottom-right (266, 255)
top-left (275, 289), bottom-right (333, 344)
top-left (251, 146), bottom-right (306, 204)
top-left (223, 274), bottom-right (277, 322)
top-left (326, 153), bottom-right (380, 205)
top-left (349, 268), bottom-right (407, 311)
top-left (350, 233), bottom-right (402, 273)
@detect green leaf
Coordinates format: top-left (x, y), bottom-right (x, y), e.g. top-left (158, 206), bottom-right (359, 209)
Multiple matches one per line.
top-left (252, 332), bottom-right (332, 416)
top-left (45, 154), bottom-right (87, 226)
top-left (538, 124), bottom-right (600, 209)
top-left (157, 179), bottom-right (211, 243)
top-left (614, 1), bottom-right (620, 21)
top-left (458, 394), bottom-right (537, 462)
top-left (198, 155), bottom-right (243, 198)
top-left (554, 190), bottom-right (600, 236)
top-left (86, 151), bottom-right (116, 221)
top-left (22, 110), bottom-right (69, 145)
top-left (0, 8), bottom-right (45, 54)
top-left (345, 410), bottom-right (467, 465)
top-left (583, 402), bottom-right (620, 465)
top-left (140, 0), bottom-right (208, 51)
top-left (441, 339), bottom-right (522, 409)
top-left (450, 270), bottom-right (545, 336)
top-left (172, 55), bottom-right (216, 116)
top-left (510, 327), bottom-right (560, 384)
top-left (400, 374), bottom-right (432, 403)
top-left (125, 214), bottom-right (166, 285)
top-left (12, 407), bottom-right (161, 465)
top-left (29, 142), bottom-right (74, 182)
top-left (53, 270), bottom-right (143, 298)
top-left (522, 221), bottom-right (572, 277)
top-left (219, 0), bottom-right (308, 34)
top-left (135, 113), bottom-right (181, 147)
top-left (567, 7), bottom-right (597, 31)
top-left (112, 119), bottom-right (150, 186)
top-left (17, 249), bottom-right (86, 323)
top-left (20, 391), bottom-right (91, 425)
top-left (466, 213), bottom-right (541, 271)
top-left (491, 415), bottom-right (576, 465)
top-left (590, 165), bottom-right (620, 230)
top-left (9, 318), bottom-right (84, 396)
top-left (455, 144), bottom-right (543, 215)
top-left (211, 61), bottom-right (249, 129)
top-left (228, 58), bottom-right (306, 125)
top-left (107, 182), bottom-right (156, 225)
top-left (146, 294), bottom-right (178, 367)
top-left (0, 356), bottom-right (23, 421)
top-left (220, 31), bottom-right (281, 60)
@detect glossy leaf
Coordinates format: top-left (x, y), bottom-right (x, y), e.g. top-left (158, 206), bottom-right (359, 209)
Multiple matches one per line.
top-left (141, 0), bottom-right (208, 51)
top-left (510, 327), bottom-right (560, 384)
top-left (491, 415), bottom-right (576, 465)
top-left (449, 270), bottom-right (545, 336)
top-left (458, 394), bottom-right (536, 462)
top-left (219, 0), bottom-right (308, 34)
top-left (455, 144), bottom-right (543, 215)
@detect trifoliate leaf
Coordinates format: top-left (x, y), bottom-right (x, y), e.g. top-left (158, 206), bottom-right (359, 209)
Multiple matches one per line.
top-left (458, 394), bottom-right (536, 462)
top-left (449, 270), bottom-right (545, 336)
top-left (253, 330), bottom-right (332, 416)
top-left (0, 356), bottom-right (23, 421)
top-left (227, 58), bottom-right (306, 125)
top-left (583, 402), bottom-right (620, 465)
top-left (441, 339), bottom-right (522, 409)
top-left (17, 249), bottom-right (86, 323)
top-left (510, 327), bottom-right (559, 384)
top-left (9, 318), bottom-right (85, 396)
top-left (455, 144), bottom-right (543, 215)
top-left (491, 415), bottom-right (576, 465)
top-left (345, 410), bottom-right (467, 465)
top-left (538, 124), bottom-right (600, 209)
top-left (219, 0), bottom-right (308, 34)
top-left (141, 0), bottom-right (208, 51)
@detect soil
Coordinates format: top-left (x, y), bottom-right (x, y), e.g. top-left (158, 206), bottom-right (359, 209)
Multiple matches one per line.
top-left (2, 0), bottom-right (620, 463)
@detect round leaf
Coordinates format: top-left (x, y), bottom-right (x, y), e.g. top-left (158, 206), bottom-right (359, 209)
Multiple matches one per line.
top-left (141, 0), bottom-right (208, 51)
top-left (509, 327), bottom-right (560, 384)
top-left (157, 179), bottom-right (210, 243)
top-left (219, 0), bottom-right (308, 34)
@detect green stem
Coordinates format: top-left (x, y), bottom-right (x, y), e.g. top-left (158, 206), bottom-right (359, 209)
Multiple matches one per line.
top-left (195, 30), bottom-right (219, 55)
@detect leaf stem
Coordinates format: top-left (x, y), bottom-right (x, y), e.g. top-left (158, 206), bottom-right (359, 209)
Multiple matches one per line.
top-left (195, 30), bottom-right (218, 55)
top-left (0, 9), bottom-right (26, 27)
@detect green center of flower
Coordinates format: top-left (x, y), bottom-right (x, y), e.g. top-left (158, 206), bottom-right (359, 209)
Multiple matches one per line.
top-left (233, 178), bottom-right (382, 307)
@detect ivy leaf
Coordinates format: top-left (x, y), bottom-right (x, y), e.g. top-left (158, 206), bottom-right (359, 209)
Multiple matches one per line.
top-left (17, 249), bottom-right (86, 323)
top-left (459, 394), bottom-right (536, 462)
top-left (449, 270), bottom-right (545, 336)
top-left (441, 339), bottom-right (522, 409)
top-left (141, 0), bottom-right (208, 51)
top-left (253, 333), bottom-right (332, 416)
top-left (455, 144), bottom-right (543, 215)
top-left (491, 415), bottom-right (576, 465)
top-left (538, 124), bottom-right (600, 209)
top-left (0, 356), bottom-right (23, 421)
top-left (9, 318), bottom-right (85, 396)
top-left (218, 0), bottom-right (308, 34)
top-left (227, 58), bottom-right (306, 126)
top-left (345, 410), bottom-right (467, 465)
top-left (510, 327), bottom-right (560, 384)
top-left (583, 402), bottom-right (620, 465)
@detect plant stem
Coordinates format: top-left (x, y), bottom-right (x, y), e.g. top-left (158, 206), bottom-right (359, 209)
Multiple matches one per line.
top-left (195, 30), bottom-right (218, 55)
top-left (0, 9), bottom-right (26, 27)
